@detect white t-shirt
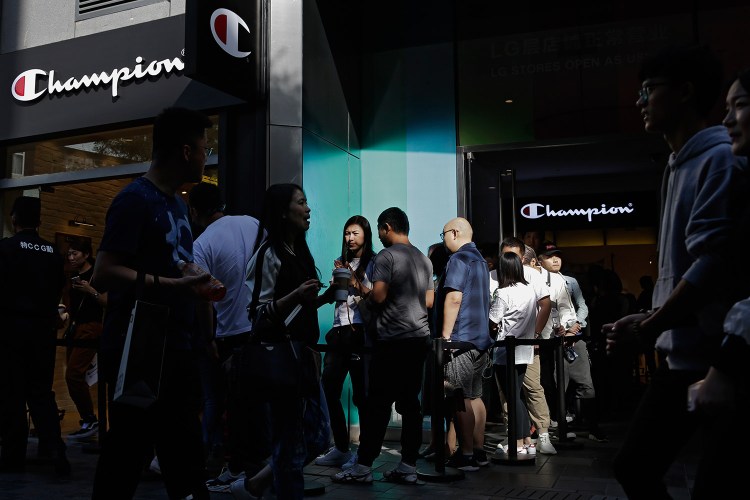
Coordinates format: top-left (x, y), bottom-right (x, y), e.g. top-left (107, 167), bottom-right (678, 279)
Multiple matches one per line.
top-left (539, 269), bottom-right (576, 339)
top-left (490, 266), bottom-right (550, 303)
top-left (489, 282), bottom-right (538, 365)
top-left (193, 215), bottom-right (261, 338)
top-left (332, 257), bottom-right (374, 327)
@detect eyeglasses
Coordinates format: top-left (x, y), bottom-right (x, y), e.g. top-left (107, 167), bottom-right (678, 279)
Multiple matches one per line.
top-left (638, 82), bottom-right (669, 103)
top-left (204, 147), bottom-right (214, 157)
top-left (440, 228), bottom-right (458, 241)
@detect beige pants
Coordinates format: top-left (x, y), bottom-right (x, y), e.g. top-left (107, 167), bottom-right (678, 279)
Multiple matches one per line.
top-left (522, 353), bottom-right (551, 432)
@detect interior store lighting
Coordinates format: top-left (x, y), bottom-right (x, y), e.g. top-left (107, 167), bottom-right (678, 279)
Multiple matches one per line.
top-left (68, 215), bottom-right (95, 228)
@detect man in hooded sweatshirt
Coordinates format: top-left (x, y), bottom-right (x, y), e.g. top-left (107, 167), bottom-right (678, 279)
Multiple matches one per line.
top-left (603, 44), bottom-right (740, 499)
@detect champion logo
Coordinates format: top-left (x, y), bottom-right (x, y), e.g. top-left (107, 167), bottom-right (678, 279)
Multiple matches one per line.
top-left (210, 8), bottom-right (252, 58)
top-left (11, 56), bottom-right (184, 102)
top-left (520, 202), bottom-right (634, 222)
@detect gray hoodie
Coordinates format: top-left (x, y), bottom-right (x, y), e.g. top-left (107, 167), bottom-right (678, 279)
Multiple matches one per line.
top-left (653, 125), bottom-right (738, 371)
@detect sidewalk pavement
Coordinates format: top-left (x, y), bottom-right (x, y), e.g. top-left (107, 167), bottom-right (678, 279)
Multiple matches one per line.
top-left (0, 417), bottom-right (700, 499)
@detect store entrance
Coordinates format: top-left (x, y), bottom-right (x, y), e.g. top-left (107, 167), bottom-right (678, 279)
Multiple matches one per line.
top-left (464, 135), bottom-right (667, 299)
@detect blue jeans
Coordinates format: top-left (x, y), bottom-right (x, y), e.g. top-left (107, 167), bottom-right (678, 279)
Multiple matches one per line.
top-left (270, 382), bottom-right (330, 499)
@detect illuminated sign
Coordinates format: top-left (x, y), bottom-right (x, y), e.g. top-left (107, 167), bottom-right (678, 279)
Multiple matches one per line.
top-left (520, 202), bottom-right (635, 222)
top-left (11, 56), bottom-right (184, 102)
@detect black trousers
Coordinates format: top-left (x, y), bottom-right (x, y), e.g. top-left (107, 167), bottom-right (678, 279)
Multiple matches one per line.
top-left (321, 325), bottom-right (369, 451)
top-left (0, 321), bottom-right (64, 465)
top-left (92, 349), bottom-right (209, 500)
top-left (356, 337), bottom-right (429, 467)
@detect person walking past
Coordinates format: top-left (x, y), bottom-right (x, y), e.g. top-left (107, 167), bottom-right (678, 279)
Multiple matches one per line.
top-left (64, 239), bottom-right (106, 441)
top-left (92, 107), bottom-right (214, 500)
top-left (0, 196), bottom-right (69, 475)
top-left (603, 45), bottom-right (738, 499)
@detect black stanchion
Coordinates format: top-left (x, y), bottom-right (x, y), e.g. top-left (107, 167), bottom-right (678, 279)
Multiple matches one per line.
top-left (491, 336), bottom-right (535, 466)
top-left (552, 335), bottom-right (583, 450)
top-left (417, 338), bottom-right (465, 482)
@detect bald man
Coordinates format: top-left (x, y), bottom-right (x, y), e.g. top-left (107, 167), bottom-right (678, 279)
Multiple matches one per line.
top-left (435, 217), bottom-right (491, 470)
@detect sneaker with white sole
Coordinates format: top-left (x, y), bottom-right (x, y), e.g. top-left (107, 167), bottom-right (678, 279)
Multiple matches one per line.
top-left (229, 478), bottom-right (261, 499)
top-left (206, 467), bottom-right (247, 493)
top-left (67, 419), bottom-right (99, 440)
top-left (473, 449), bottom-right (489, 466)
top-left (332, 464), bottom-right (373, 484)
top-left (537, 432), bottom-right (557, 455)
top-left (549, 420), bottom-right (558, 429)
top-left (524, 443), bottom-right (536, 455)
top-left (445, 453), bottom-right (480, 471)
top-left (383, 462), bottom-right (418, 484)
top-left (315, 447), bottom-right (352, 467)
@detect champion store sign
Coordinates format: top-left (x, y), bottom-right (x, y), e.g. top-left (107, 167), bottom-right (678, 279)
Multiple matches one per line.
top-left (520, 202), bottom-right (635, 222)
top-left (11, 55), bottom-right (184, 103)
top-left (210, 8), bottom-right (252, 58)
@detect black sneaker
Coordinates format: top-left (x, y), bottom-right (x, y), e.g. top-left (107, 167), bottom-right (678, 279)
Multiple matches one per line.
top-left (445, 453), bottom-right (479, 472)
top-left (473, 449), bottom-right (489, 467)
top-left (67, 419), bottom-right (99, 440)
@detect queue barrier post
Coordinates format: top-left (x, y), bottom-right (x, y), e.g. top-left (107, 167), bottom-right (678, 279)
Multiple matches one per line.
top-left (416, 338), bottom-right (465, 482)
top-left (490, 335), bottom-right (535, 466)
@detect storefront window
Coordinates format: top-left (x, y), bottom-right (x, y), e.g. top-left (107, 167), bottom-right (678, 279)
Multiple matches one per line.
top-left (4, 118), bottom-right (219, 180)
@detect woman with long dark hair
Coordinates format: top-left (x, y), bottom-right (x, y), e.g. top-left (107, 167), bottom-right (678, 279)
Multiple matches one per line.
top-left (65, 238), bottom-right (106, 440)
top-left (240, 183), bottom-right (329, 499)
top-left (490, 252), bottom-right (537, 455)
top-left (315, 215), bottom-right (375, 468)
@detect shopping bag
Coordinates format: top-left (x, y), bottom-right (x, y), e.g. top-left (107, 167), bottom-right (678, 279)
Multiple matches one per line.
top-left (113, 300), bottom-right (169, 409)
top-left (85, 353), bottom-right (98, 387)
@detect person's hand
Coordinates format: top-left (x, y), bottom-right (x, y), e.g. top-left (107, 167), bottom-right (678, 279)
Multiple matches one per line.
top-left (553, 325), bottom-right (565, 337)
top-left (296, 278), bottom-right (323, 303)
top-left (693, 367), bottom-right (736, 416)
top-left (604, 312), bottom-right (649, 354)
top-left (568, 322), bottom-right (581, 334)
top-left (333, 259), bottom-right (345, 269)
top-left (73, 279), bottom-right (97, 296)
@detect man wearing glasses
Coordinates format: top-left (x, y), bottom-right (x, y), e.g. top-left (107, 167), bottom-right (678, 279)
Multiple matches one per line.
top-left (435, 218), bottom-right (490, 470)
top-left (603, 45), bottom-right (738, 498)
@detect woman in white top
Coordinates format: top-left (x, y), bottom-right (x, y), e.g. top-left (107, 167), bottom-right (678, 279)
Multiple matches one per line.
top-left (316, 215), bottom-right (375, 467)
top-left (490, 252), bottom-right (538, 455)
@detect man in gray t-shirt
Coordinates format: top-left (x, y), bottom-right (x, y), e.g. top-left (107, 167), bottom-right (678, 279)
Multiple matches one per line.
top-left (333, 207), bottom-right (433, 485)
top-left (371, 242), bottom-right (432, 340)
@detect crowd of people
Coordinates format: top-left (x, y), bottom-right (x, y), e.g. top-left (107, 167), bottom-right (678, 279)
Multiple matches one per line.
top-left (0, 42), bottom-right (748, 500)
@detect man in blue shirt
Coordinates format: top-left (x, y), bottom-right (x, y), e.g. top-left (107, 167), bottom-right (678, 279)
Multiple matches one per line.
top-left (437, 217), bottom-right (490, 470)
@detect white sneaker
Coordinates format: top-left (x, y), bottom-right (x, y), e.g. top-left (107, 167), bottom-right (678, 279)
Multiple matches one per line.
top-left (537, 433), bottom-right (557, 455)
top-left (332, 464), bottom-right (373, 484)
top-left (206, 467), bottom-right (247, 493)
top-left (549, 420), bottom-right (558, 429)
top-left (566, 432), bottom-right (577, 439)
top-left (230, 478), bottom-right (261, 499)
top-left (524, 443), bottom-right (536, 455)
top-left (315, 447), bottom-right (353, 467)
top-left (566, 413), bottom-right (575, 423)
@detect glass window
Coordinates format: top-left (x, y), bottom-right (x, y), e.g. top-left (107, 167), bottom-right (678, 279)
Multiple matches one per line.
top-left (4, 118), bottom-right (219, 180)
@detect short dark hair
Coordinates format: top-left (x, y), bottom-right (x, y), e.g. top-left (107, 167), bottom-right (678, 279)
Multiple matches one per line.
top-left (152, 107), bottom-right (212, 161)
top-left (377, 207), bottom-right (409, 235)
top-left (522, 245), bottom-right (537, 265)
top-left (11, 196), bottom-right (41, 227)
top-left (500, 236), bottom-right (524, 252)
top-left (638, 44), bottom-right (723, 117)
top-left (189, 182), bottom-right (224, 216)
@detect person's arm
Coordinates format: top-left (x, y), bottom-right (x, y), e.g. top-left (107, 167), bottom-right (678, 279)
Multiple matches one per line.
top-left (92, 250), bottom-right (209, 295)
top-left (535, 295), bottom-right (551, 337)
top-left (568, 278), bottom-right (588, 328)
top-left (368, 280), bottom-right (388, 304)
top-left (441, 290), bottom-right (462, 340)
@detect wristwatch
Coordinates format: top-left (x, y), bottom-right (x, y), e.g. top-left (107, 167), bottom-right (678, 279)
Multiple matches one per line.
top-left (91, 291), bottom-right (100, 299)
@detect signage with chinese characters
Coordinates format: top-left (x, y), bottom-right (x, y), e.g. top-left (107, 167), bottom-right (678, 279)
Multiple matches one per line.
top-left (185, 0), bottom-right (264, 101)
